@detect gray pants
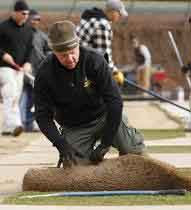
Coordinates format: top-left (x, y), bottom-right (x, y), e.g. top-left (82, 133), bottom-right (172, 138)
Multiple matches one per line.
top-left (60, 113), bottom-right (145, 160)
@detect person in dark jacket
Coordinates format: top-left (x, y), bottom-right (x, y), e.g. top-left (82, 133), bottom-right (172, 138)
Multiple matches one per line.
top-left (0, 0), bottom-right (33, 136)
top-left (34, 20), bottom-right (145, 166)
top-left (20, 9), bottom-right (50, 132)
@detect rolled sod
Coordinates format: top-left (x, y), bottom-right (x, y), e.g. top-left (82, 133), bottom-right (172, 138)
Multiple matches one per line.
top-left (23, 154), bottom-right (191, 192)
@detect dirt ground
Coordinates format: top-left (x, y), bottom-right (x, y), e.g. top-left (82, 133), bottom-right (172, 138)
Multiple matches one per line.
top-left (0, 101), bottom-right (180, 157)
top-left (123, 101), bottom-right (181, 129)
top-left (0, 132), bottom-right (43, 157)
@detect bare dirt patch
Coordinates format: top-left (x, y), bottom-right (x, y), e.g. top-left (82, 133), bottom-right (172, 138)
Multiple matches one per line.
top-left (0, 132), bottom-right (43, 158)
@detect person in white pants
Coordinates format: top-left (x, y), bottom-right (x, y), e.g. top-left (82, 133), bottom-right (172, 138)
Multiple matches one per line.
top-left (0, 0), bottom-right (33, 136)
top-left (0, 67), bottom-right (24, 135)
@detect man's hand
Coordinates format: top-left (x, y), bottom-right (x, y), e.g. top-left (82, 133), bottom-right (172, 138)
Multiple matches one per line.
top-left (53, 138), bottom-right (78, 167)
top-left (112, 71), bottom-right (124, 86)
top-left (90, 144), bottom-right (110, 163)
top-left (2, 53), bottom-right (21, 71)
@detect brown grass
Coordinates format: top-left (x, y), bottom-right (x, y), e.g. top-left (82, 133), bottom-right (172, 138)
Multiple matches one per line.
top-left (23, 154), bottom-right (191, 192)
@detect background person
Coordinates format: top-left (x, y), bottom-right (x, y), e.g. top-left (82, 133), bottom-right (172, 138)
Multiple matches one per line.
top-left (20, 9), bottom-right (50, 132)
top-left (76, 0), bottom-right (128, 74)
top-left (130, 34), bottom-right (152, 95)
top-left (0, 0), bottom-right (33, 136)
top-left (34, 20), bottom-right (145, 167)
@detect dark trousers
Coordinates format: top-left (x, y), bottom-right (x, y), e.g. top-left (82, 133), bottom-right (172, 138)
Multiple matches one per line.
top-left (20, 84), bottom-right (34, 131)
top-left (60, 113), bottom-right (145, 160)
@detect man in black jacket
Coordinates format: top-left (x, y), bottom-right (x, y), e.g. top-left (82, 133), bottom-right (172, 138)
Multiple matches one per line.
top-left (34, 20), bottom-right (145, 166)
top-left (0, 0), bottom-right (33, 136)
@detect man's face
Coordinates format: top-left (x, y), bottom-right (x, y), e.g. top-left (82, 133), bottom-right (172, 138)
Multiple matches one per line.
top-left (54, 46), bottom-right (80, 70)
top-left (14, 10), bottom-right (29, 25)
top-left (30, 18), bottom-right (41, 29)
top-left (111, 10), bottom-right (121, 22)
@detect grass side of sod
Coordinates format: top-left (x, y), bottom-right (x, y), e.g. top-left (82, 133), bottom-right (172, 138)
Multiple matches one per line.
top-left (3, 192), bottom-right (191, 206)
top-left (146, 146), bottom-right (191, 153)
top-left (111, 145), bottom-right (191, 154)
top-left (3, 168), bottom-right (191, 205)
top-left (141, 129), bottom-right (186, 140)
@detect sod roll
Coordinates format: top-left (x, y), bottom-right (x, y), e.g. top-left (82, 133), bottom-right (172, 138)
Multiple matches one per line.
top-left (23, 154), bottom-right (191, 192)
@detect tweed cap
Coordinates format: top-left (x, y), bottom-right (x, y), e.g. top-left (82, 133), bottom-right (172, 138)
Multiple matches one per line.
top-left (48, 20), bottom-right (79, 52)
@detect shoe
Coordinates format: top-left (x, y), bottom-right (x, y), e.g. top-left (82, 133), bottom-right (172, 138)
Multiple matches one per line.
top-left (12, 126), bottom-right (23, 137)
top-left (1, 131), bottom-right (12, 136)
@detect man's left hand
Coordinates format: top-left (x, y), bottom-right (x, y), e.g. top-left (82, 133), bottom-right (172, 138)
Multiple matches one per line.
top-left (112, 71), bottom-right (124, 86)
top-left (90, 144), bottom-right (110, 163)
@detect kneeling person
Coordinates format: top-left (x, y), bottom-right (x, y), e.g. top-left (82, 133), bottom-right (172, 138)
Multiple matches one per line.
top-left (34, 20), bottom-right (145, 166)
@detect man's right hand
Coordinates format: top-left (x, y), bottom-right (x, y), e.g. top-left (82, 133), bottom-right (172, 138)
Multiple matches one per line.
top-left (53, 138), bottom-right (78, 166)
top-left (2, 53), bottom-right (21, 71)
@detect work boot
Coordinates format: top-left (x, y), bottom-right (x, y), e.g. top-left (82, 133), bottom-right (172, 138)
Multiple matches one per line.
top-left (12, 126), bottom-right (23, 137)
top-left (1, 126), bottom-right (23, 137)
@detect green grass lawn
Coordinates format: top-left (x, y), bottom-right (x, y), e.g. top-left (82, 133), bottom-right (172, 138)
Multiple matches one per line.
top-left (141, 129), bottom-right (186, 140)
top-left (147, 146), bottom-right (191, 153)
top-left (111, 145), bottom-right (191, 154)
top-left (141, 129), bottom-right (191, 153)
top-left (4, 192), bottom-right (191, 206)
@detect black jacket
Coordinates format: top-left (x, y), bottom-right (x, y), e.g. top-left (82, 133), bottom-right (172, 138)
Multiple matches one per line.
top-left (30, 28), bottom-right (50, 76)
top-left (0, 17), bottom-right (33, 68)
top-left (34, 47), bottom-right (123, 146)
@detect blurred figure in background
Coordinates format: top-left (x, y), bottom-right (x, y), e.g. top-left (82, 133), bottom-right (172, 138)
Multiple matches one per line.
top-left (20, 9), bottom-right (50, 132)
top-left (28, 9), bottom-right (50, 77)
top-left (76, 0), bottom-right (128, 82)
top-left (0, 0), bottom-right (33, 136)
top-left (130, 34), bottom-right (152, 95)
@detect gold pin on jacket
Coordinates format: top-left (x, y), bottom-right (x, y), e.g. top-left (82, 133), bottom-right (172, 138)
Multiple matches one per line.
top-left (84, 79), bottom-right (92, 88)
